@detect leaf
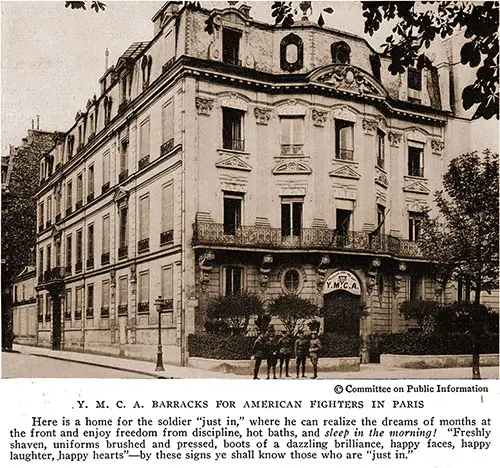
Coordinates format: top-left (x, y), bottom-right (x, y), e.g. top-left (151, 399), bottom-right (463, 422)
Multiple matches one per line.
top-left (65, 1), bottom-right (86, 10)
top-left (318, 13), bottom-right (325, 27)
top-left (323, 7), bottom-right (334, 14)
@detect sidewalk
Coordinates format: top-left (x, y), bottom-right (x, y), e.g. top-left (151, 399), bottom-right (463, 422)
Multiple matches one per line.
top-left (11, 344), bottom-right (499, 379)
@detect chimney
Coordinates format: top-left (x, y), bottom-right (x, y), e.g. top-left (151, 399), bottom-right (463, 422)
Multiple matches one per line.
top-left (36, 115), bottom-right (40, 130)
top-left (32, 119), bottom-right (34, 130)
top-left (105, 48), bottom-right (109, 71)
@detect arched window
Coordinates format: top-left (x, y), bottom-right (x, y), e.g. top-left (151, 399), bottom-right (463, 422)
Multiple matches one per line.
top-left (331, 41), bottom-right (351, 65)
top-left (280, 34), bottom-right (304, 72)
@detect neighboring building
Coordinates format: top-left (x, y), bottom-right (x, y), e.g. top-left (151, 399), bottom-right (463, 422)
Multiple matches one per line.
top-left (34, 2), bottom-right (497, 364)
top-left (2, 127), bottom-right (57, 350)
top-left (11, 266), bottom-right (37, 345)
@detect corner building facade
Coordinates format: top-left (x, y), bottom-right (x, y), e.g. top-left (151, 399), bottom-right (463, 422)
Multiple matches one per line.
top-left (35, 3), bottom-right (484, 364)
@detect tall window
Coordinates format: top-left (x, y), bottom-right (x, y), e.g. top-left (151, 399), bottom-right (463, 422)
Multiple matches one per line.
top-left (76, 229), bottom-right (83, 272)
top-left (102, 215), bottom-right (110, 264)
top-left (119, 207), bottom-right (128, 247)
top-left (101, 280), bottom-right (110, 317)
top-left (138, 271), bottom-right (150, 313)
top-left (39, 202), bottom-right (45, 230)
top-left (162, 100), bottom-right (174, 153)
top-left (408, 145), bottom-right (424, 177)
top-left (46, 196), bottom-right (52, 225)
top-left (118, 276), bottom-right (128, 315)
top-left (377, 129), bottom-right (385, 169)
top-left (224, 266), bottom-right (243, 296)
top-left (75, 287), bottom-right (83, 320)
top-left (87, 224), bottom-right (94, 267)
top-left (280, 116), bottom-right (304, 155)
top-left (87, 284), bottom-right (94, 318)
top-left (222, 28), bottom-right (241, 65)
top-left (55, 187), bottom-right (61, 218)
top-left (38, 249), bottom-right (44, 277)
top-left (120, 139), bottom-right (129, 175)
top-left (66, 234), bottom-right (72, 271)
top-left (88, 114), bottom-right (95, 136)
top-left (410, 275), bottom-right (422, 301)
top-left (88, 164), bottom-right (95, 198)
top-left (222, 107), bottom-right (244, 151)
top-left (66, 180), bottom-right (72, 211)
top-left (161, 182), bottom-right (174, 244)
top-left (223, 193), bottom-right (242, 235)
top-left (281, 197), bottom-right (303, 238)
top-left (138, 195), bottom-right (150, 252)
top-left (408, 68), bottom-right (422, 91)
top-left (55, 238), bottom-right (61, 268)
top-left (65, 289), bottom-right (72, 320)
top-left (377, 204), bottom-right (386, 234)
top-left (102, 151), bottom-right (110, 188)
top-left (46, 245), bottom-right (52, 271)
top-left (139, 119), bottom-right (150, 162)
top-left (161, 266), bottom-right (174, 325)
top-left (335, 120), bottom-right (354, 160)
top-left (335, 209), bottom-right (351, 246)
top-left (76, 173), bottom-right (83, 207)
top-left (409, 212), bottom-right (424, 242)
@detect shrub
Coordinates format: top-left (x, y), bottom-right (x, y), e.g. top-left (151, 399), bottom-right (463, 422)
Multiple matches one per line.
top-left (399, 300), bottom-right (442, 333)
top-left (254, 313), bottom-right (272, 334)
top-left (205, 292), bottom-right (265, 335)
top-left (267, 294), bottom-right (318, 335)
top-left (188, 334), bottom-right (255, 359)
top-left (380, 332), bottom-right (499, 355)
top-left (437, 302), bottom-right (498, 334)
top-left (321, 333), bottom-right (360, 357)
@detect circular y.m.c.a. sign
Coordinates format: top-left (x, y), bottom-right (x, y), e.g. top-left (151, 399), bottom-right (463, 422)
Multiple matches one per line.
top-left (323, 270), bottom-right (361, 296)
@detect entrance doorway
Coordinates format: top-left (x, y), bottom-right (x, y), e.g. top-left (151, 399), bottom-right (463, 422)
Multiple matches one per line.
top-left (322, 290), bottom-right (362, 336)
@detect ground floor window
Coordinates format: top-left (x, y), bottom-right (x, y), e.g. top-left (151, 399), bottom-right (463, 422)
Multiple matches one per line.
top-left (223, 266), bottom-right (243, 296)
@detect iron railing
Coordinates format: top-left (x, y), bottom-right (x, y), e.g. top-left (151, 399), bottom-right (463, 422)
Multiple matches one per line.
top-left (193, 222), bottom-right (423, 258)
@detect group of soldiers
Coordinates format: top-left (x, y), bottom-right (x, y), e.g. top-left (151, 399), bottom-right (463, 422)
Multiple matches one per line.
top-left (252, 329), bottom-right (322, 380)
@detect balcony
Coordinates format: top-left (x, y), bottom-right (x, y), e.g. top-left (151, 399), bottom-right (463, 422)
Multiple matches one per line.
top-left (76, 200), bottom-right (83, 211)
top-left (86, 308), bottom-right (94, 318)
top-left (160, 230), bottom-right (174, 245)
top-left (88, 132), bottom-right (96, 143)
top-left (55, 213), bottom-right (61, 223)
top-left (118, 101), bottom-right (128, 115)
top-left (87, 192), bottom-right (94, 203)
top-left (138, 155), bottom-right (150, 171)
top-left (76, 143), bottom-right (84, 153)
top-left (86, 257), bottom-right (94, 269)
top-left (75, 310), bottom-right (82, 321)
top-left (336, 149), bottom-right (354, 161)
top-left (192, 222), bottom-right (423, 258)
top-left (138, 302), bottom-right (149, 313)
top-left (161, 139), bottom-right (174, 156)
top-left (65, 265), bottom-right (72, 276)
top-left (408, 167), bottom-right (425, 178)
top-left (45, 221), bottom-right (51, 230)
top-left (55, 162), bottom-right (61, 172)
top-left (118, 245), bottom-right (128, 260)
top-left (40, 267), bottom-right (64, 285)
top-left (101, 252), bottom-right (110, 265)
top-left (138, 238), bottom-right (149, 253)
top-left (101, 182), bottom-right (110, 194)
top-left (75, 261), bottom-right (83, 273)
top-left (38, 224), bottom-right (44, 233)
top-left (66, 207), bottom-right (72, 217)
top-left (101, 307), bottom-right (109, 318)
top-left (223, 139), bottom-right (245, 152)
top-left (64, 311), bottom-right (71, 320)
top-left (118, 304), bottom-right (128, 316)
top-left (281, 144), bottom-right (304, 156)
top-left (119, 169), bottom-right (129, 183)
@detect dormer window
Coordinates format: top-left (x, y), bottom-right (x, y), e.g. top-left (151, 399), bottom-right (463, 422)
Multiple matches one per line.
top-left (222, 28), bottom-right (241, 66)
top-left (408, 68), bottom-right (422, 103)
top-left (331, 42), bottom-right (351, 65)
top-left (280, 34), bottom-right (304, 72)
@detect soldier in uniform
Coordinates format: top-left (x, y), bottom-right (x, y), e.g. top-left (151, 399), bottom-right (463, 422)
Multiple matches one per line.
top-left (266, 328), bottom-right (279, 379)
top-left (294, 330), bottom-right (309, 378)
top-left (309, 332), bottom-right (322, 379)
top-left (278, 330), bottom-right (293, 378)
top-left (252, 331), bottom-right (268, 380)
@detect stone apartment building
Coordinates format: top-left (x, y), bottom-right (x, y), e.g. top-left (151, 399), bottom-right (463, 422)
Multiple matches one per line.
top-left (33, 2), bottom-right (496, 364)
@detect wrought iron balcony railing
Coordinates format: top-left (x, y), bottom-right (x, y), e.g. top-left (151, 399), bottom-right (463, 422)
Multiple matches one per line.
top-left (160, 230), bottom-right (174, 245)
top-left (41, 267), bottom-right (64, 284)
top-left (223, 138), bottom-right (245, 152)
top-left (138, 155), bottom-right (150, 171)
top-left (101, 182), bottom-right (110, 194)
top-left (119, 169), bottom-right (129, 183)
top-left (281, 144), bottom-right (304, 156)
top-left (161, 138), bottom-right (174, 156)
top-left (101, 252), bottom-right (110, 265)
top-left (101, 307), bottom-right (109, 318)
top-left (118, 245), bottom-right (128, 260)
top-left (193, 222), bottom-right (423, 258)
top-left (138, 238), bottom-right (149, 253)
top-left (335, 149), bottom-right (354, 161)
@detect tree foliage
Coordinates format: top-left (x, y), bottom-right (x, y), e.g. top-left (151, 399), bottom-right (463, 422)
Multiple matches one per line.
top-left (267, 294), bottom-right (318, 335)
top-left (65, 1), bottom-right (106, 12)
top-left (420, 151), bottom-right (499, 303)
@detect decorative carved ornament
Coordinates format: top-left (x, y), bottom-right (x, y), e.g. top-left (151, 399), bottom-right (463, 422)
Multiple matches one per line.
top-left (113, 187), bottom-right (129, 205)
top-left (272, 161), bottom-right (312, 175)
top-left (312, 109), bottom-right (328, 127)
top-left (259, 255), bottom-right (274, 290)
top-left (316, 255), bottom-right (330, 291)
top-left (199, 251), bottom-right (215, 292)
top-left (216, 155), bottom-right (252, 172)
top-left (388, 132), bottom-right (403, 147)
top-left (329, 165), bottom-right (361, 180)
top-left (332, 106), bottom-right (357, 122)
top-left (366, 258), bottom-right (381, 295)
top-left (362, 119), bottom-right (378, 135)
top-left (196, 97), bottom-right (214, 115)
top-left (431, 139), bottom-right (445, 155)
top-left (406, 129), bottom-right (427, 144)
top-left (312, 65), bottom-right (385, 97)
top-left (403, 177), bottom-right (430, 194)
top-left (334, 187), bottom-right (357, 200)
top-left (375, 169), bottom-right (389, 188)
top-left (280, 33), bottom-right (304, 72)
top-left (220, 93), bottom-right (248, 111)
top-left (254, 107), bottom-right (272, 125)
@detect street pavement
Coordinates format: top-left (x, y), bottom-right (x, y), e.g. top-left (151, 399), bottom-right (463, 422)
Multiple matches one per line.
top-left (2, 344), bottom-right (498, 379)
